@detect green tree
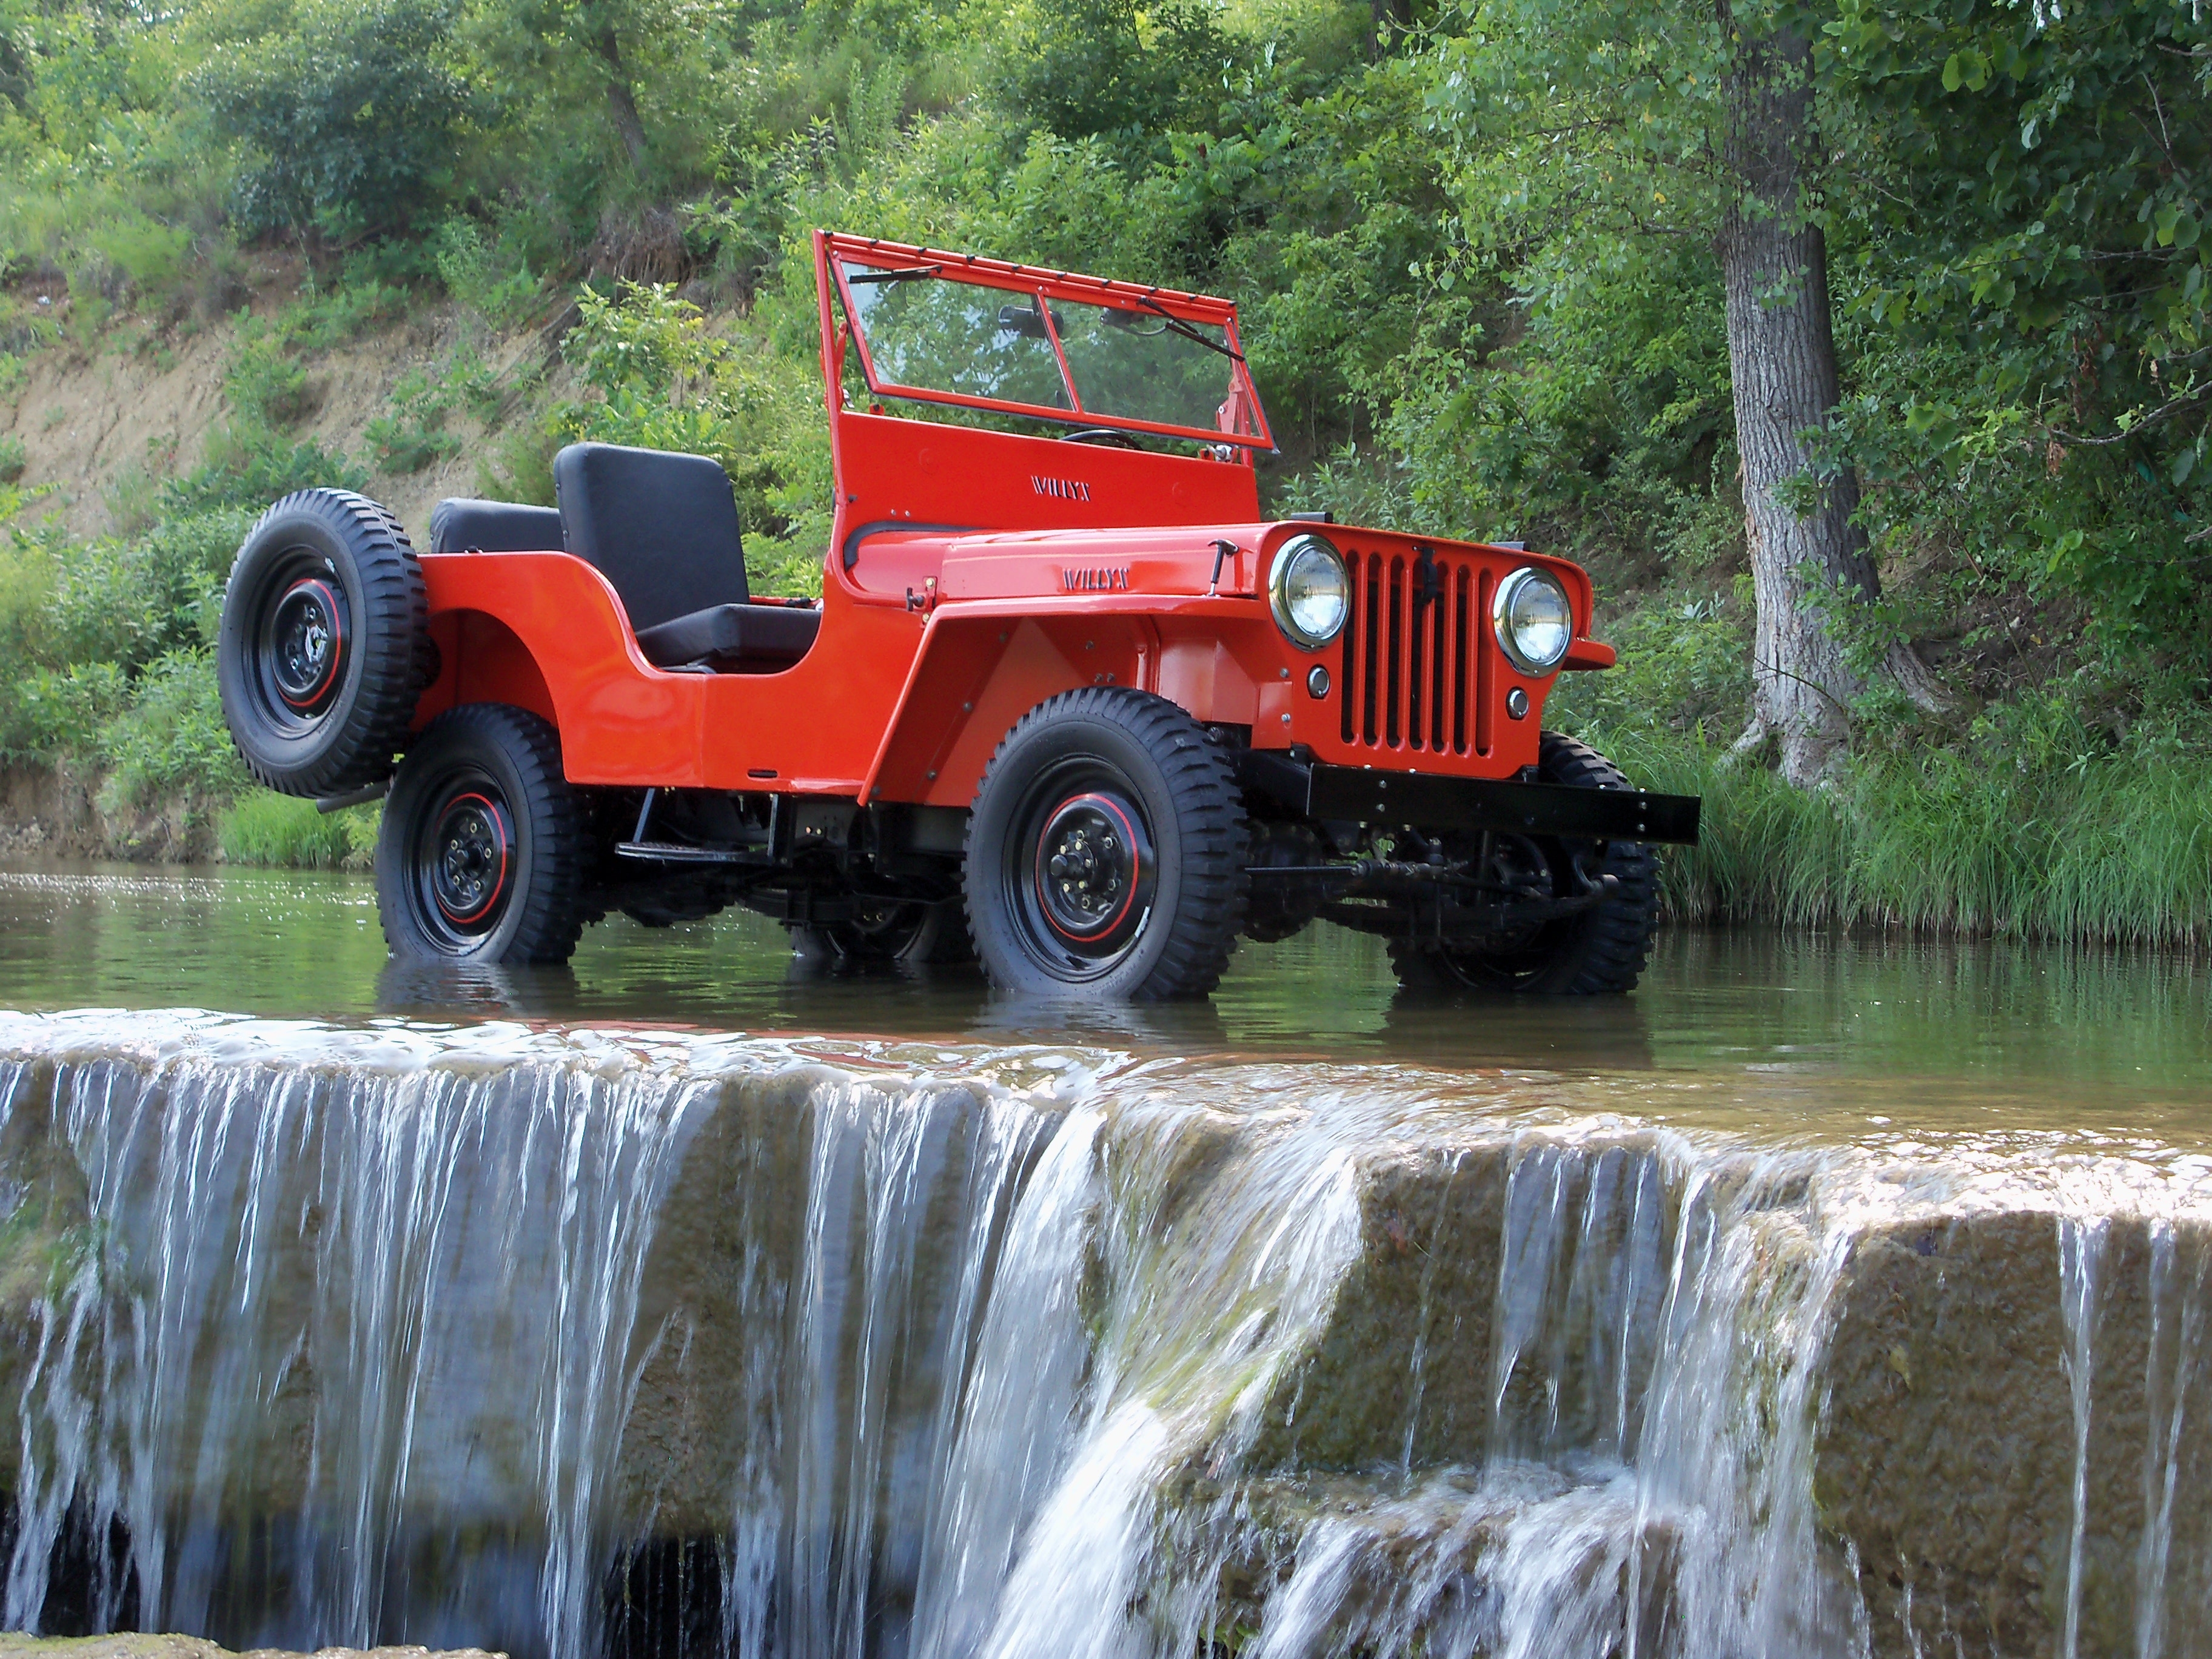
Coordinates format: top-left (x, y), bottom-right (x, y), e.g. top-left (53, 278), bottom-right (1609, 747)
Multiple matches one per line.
top-left (195, 0), bottom-right (471, 238)
top-left (1429, 0), bottom-right (1945, 783)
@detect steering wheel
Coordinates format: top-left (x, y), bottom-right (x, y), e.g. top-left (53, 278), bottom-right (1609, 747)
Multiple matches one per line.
top-left (1060, 427), bottom-right (1144, 450)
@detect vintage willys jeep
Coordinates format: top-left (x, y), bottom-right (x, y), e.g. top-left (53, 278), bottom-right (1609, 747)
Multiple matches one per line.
top-left (216, 230), bottom-right (1699, 1000)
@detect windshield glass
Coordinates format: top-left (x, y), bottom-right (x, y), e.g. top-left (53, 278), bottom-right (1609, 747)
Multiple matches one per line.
top-left (838, 260), bottom-right (1248, 441)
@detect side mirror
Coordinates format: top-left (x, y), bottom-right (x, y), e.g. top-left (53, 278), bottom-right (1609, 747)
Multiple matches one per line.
top-left (997, 304), bottom-right (1049, 340)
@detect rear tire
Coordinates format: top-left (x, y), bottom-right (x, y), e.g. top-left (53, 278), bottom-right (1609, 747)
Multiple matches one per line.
top-left (377, 704), bottom-right (591, 965)
top-left (964, 688), bottom-right (1246, 1001)
top-left (1389, 732), bottom-right (1659, 996)
top-left (791, 901), bottom-right (974, 967)
top-left (218, 488), bottom-right (428, 797)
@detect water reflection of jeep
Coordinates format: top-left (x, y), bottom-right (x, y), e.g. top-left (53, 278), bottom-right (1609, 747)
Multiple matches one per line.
top-left (216, 231), bottom-right (1700, 1000)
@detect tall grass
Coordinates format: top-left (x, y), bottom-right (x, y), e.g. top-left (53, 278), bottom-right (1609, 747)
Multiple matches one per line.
top-left (218, 791), bottom-right (378, 869)
top-left (1600, 726), bottom-right (2212, 945)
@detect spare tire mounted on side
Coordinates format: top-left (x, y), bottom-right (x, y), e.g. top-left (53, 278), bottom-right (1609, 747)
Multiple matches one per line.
top-left (218, 488), bottom-right (429, 798)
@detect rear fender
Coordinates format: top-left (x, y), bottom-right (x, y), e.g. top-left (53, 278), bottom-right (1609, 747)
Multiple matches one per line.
top-left (417, 552), bottom-right (706, 785)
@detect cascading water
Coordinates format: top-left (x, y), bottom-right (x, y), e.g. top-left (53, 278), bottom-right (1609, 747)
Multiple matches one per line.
top-left (0, 1010), bottom-right (2207, 1659)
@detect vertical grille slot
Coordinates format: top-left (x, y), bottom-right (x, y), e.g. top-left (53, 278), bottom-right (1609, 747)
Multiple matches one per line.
top-left (1475, 566), bottom-right (1496, 757)
top-left (1336, 545), bottom-right (1494, 757)
top-left (1360, 552), bottom-right (1382, 745)
top-left (1383, 557), bottom-right (1406, 748)
top-left (1451, 566), bottom-right (1471, 753)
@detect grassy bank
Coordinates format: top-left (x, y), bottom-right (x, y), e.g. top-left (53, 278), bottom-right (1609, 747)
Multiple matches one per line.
top-left (1589, 726), bottom-right (2212, 947)
top-left (216, 791), bottom-right (377, 870)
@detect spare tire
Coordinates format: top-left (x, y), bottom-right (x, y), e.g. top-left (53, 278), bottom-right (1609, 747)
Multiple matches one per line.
top-left (218, 489), bottom-right (429, 797)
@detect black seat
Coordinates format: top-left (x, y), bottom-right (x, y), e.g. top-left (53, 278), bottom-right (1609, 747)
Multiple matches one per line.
top-left (429, 498), bottom-right (565, 555)
top-left (551, 441), bottom-right (820, 670)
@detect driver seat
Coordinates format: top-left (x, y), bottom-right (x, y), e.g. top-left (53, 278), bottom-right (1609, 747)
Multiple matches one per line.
top-left (550, 442), bottom-right (819, 671)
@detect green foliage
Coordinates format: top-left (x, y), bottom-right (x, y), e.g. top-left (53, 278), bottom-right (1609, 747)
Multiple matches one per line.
top-left (220, 788), bottom-right (377, 866)
top-left (1597, 712), bottom-right (2212, 946)
top-left (994, 0), bottom-right (1226, 151)
top-left (0, 434), bottom-right (22, 484)
top-left (195, 0), bottom-right (471, 238)
top-left (366, 349), bottom-right (497, 474)
top-left (40, 507), bottom-right (245, 669)
top-left (226, 318), bottom-right (312, 426)
top-left (163, 427), bottom-right (363, 514)
top-left (95, 648), bottom-right (244, 807)
top-left (432, 216), bottom-right (541, 329)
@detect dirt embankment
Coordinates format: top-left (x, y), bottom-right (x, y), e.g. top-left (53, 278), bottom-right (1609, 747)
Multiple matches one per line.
top-left (0, 765), bottom-right (213, 863)
top-left (0, 278), bottom-right (558, 548)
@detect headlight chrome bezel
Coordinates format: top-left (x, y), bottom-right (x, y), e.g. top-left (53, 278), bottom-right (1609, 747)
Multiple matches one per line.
top-left (1268, 533), bottom-right (1351, 652)
top-left (1492, 565), bottom-right (1575, 677)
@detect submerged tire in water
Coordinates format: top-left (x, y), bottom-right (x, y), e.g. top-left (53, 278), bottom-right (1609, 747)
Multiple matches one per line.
top-left (218, 488), bottom-right (429, 797)
top-left (376, 703), bottom-right (591, 965)
top-left (964, 688), bottom-right (1247, 1001)
top-left (1390, 731), bottom-right (1660, 996)
top-left (789, 900), bottom-right (975, 969)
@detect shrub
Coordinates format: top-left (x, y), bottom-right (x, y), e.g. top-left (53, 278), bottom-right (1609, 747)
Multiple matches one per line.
top-left (226, 321), bottom-right (315, 427)
top-left (366, 349), bottom-right (498, 474)
top-left (162, 428), bottom-right (363, 514)
top-left (195, 0), bottom-right (472, 240)
top-left (0, 434), bottom-right (23, 483)
top-left (9, 662), bottom-right (128, 762)
top-left (96, 649), bottom-right (246, 807)
top-left (41, 508), bottom-right (248, 671)
top-left (432, 216), bottom-right (542, 330)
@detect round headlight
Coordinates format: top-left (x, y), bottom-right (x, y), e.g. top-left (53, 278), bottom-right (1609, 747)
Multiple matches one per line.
top-left (1492, 566), bottom-right (1574, 675)
top-left (1269, 534), bottom-right (1350, 651)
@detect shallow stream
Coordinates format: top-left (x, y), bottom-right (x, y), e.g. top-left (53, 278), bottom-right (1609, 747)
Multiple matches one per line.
top-left (0, 860), bottom-right (2208, 1657)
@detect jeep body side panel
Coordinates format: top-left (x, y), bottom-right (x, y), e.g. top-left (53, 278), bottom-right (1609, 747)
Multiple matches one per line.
top-left (416, 552), bottom-right (920, 794)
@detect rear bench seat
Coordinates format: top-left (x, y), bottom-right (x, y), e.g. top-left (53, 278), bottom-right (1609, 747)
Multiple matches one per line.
top-left (429, 443), bottom-right (820, 672)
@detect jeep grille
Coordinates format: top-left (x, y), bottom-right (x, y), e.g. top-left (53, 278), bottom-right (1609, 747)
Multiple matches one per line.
top-left (1339, 546), bottom-right (1496, 757)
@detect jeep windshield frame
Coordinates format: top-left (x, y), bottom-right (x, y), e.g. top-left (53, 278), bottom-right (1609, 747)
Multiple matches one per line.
top-left (820, 230), bottom-right (1274, 452)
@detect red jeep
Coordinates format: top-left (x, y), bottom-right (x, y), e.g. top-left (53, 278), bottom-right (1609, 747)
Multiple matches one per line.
top-left (215, 231), bottom-right (1698, 1000)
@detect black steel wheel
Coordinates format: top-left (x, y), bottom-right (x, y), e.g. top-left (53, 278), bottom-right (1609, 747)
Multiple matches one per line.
top-left (377, 704), bottom-right (591, 964)
top-left (964, 688), bottom-right (1247, 1000)
top-left (791, 900), bottom-right (974, 967)
top-left (218, 488), bottom-right (429, 797)
top-left (1389, 731), bottom-right (1660, 996)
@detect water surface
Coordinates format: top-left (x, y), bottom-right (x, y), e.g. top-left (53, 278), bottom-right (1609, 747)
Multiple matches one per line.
top-left (1, 858), bottom-right (2205, 1136)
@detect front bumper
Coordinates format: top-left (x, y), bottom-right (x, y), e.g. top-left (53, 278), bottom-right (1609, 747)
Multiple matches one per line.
top-left (1239, 752), bottom-right (1701, 845)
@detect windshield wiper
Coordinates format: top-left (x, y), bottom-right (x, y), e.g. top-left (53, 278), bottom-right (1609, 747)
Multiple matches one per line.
top-left (846, 264), bottom-right (943, 284)
top-left (1133, 295), bottom-right (1245, 363)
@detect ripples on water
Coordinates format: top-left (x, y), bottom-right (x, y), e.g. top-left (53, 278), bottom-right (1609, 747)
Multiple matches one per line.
top-left (0, 862), bottom-right (2210, 1657)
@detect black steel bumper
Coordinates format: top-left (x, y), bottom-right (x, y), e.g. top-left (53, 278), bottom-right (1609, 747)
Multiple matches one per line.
top-left (1239, 752), bottom-right (1701, 845)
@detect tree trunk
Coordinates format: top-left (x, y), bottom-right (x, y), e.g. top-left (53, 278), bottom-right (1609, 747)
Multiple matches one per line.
top-left (592, 23), bottom-right (651, 172)
top-left (1717, 7), bottom-right (1921, 785)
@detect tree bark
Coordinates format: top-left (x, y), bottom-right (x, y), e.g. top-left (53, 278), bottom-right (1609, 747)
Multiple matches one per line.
top-left (592, 22), bottom-right (651, 172)
top-left (1716, 7), bottom-right (1929, 785)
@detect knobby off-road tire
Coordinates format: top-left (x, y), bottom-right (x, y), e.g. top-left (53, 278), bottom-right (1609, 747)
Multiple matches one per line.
top-left (790, 902), bottom-right (976, 968)
top-left (1389, 731), bottom-right (1660, 996)
top-left (218, 488), bottom-right (429, 797)
top-left (377, 704), bottom-right (591, 965)
top-left (964, 688), bottom-right (1248, 1001)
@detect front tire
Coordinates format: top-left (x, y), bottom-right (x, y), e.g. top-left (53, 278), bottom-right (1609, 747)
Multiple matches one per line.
top-left (1389, 731), bottom-right (1659, 995)
top-left (376, 704), bottom-right (591, 965)
top-left (964, 689), bottom-right (1247, 1001)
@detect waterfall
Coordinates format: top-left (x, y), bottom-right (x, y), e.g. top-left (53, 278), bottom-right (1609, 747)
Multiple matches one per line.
top-left (1, 1010), bottom-right (2208, 1659)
